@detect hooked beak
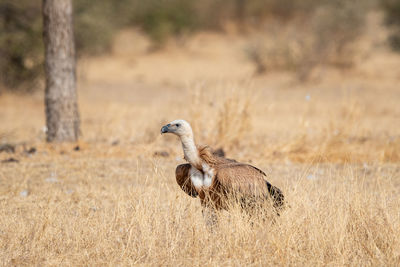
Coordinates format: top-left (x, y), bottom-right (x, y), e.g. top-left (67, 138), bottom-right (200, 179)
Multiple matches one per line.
top-left (160, 124), bottom-right (170, 134)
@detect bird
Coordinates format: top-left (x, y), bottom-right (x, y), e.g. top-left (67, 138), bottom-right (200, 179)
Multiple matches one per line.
top-left (160, 119), bottom-right (284, 217)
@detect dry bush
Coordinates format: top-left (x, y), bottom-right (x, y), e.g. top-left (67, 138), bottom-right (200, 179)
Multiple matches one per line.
top-left (381, 0), bottom-right (400, 51)
top-left (318, 100), bottom-right (367, 161)
top-left (382, 137), bottom-right (400, 162)
top-left (214, 92), bottom-right (252, 150)
top-left (276, 96), bottom-right (387, 164)
top-left (245, 1), bottom-right (368, 80)
top-left (187, 83), bottom-right (256, 152)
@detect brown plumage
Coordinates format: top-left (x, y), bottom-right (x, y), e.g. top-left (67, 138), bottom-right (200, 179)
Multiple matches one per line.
top-left (161, 120), bottom-right (284, 213)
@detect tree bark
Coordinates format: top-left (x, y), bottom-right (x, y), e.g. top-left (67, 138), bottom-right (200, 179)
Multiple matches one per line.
top-left (42, 0), bottom-right (79, 142)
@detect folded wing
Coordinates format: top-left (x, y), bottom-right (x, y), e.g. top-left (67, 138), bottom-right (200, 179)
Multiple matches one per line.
top-left (175, 163), bottom-right (198, 197)
top-left (216, 163), bottom-right (284, 208)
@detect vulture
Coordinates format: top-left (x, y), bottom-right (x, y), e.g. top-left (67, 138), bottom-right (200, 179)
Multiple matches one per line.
top-left (161, 119), bottom-right (284, 214)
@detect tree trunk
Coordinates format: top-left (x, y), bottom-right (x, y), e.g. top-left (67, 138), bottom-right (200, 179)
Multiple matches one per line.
top-left (42, 0), bottom-right (79, 142)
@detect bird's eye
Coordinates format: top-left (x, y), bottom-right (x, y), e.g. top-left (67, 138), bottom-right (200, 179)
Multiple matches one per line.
top-left (176, 123), bottom-right (181, 127)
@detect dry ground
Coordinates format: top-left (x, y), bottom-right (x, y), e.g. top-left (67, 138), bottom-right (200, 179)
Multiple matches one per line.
top-left (1, 26), bottom-right (400, 266)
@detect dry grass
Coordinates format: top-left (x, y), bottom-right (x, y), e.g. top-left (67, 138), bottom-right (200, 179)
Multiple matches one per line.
top-left (1, 25), bottom-right (400, 265)
top-left (1, 157), bottom-right (399, 266)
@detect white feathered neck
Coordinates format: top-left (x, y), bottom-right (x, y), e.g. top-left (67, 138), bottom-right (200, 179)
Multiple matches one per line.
top-left (180, 133), bottom-right (201, 168)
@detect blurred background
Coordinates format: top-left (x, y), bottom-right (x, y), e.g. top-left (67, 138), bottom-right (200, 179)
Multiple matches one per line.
top-left (1, 0), bottom-right (400, 91)
top-left (0, 0), bottom-right (399, 162)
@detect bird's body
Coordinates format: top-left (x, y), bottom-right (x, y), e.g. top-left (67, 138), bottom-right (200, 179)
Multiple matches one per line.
top-left (161, 120), bottom-right (284, 213)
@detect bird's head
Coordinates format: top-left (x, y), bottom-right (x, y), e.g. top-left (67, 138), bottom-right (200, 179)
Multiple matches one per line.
top-left (160, 119), bottom-right (192, 137)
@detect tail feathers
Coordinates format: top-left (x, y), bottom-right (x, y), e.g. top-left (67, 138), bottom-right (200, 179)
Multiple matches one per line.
top-left (265, 181), bottom-right (285, 210)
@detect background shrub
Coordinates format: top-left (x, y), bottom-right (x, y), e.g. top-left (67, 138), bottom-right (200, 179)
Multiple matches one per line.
top-left (0, 0), bottom-right (395, 91)
top-left (381, 0), bottom-right (400, 51)
top-left (0, 0), bottom-right (43, 91)
top-left (245, 0), bottom-right (370, 80)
